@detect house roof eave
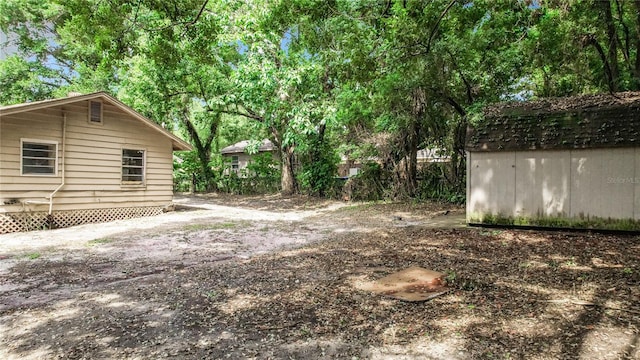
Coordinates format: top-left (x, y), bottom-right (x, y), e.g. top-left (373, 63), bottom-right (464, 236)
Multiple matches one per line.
top-left (0, 91), bottom-right (193, 151)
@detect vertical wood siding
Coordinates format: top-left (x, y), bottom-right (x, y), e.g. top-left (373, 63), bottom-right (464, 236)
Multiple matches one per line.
top-left (467, 148), bottom-right (640, 223)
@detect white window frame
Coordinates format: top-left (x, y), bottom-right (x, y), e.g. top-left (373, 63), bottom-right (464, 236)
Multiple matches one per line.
top-left (121, 147), bottom-right (146, 186)
top-left (20, 139), bottom-right (58, 176)
top-left (88, 100), bottom-right (103, 125)
top-left (231, 155), bottom-right (239, 174)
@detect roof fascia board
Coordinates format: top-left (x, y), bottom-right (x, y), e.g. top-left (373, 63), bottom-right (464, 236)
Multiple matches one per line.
top-left (0, 91), bottom-right (192, 151)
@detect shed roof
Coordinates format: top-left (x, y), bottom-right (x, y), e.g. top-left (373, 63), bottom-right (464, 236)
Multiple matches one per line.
top-left (466, 92), bottom-right (640, 152)
top-left (220, 139), bottom-right (275, 155)
top-left (0, 91), bottom-right (192, 151)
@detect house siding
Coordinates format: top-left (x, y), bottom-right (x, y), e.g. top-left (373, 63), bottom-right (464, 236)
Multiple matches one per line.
top-left (223, 153), bottom-right (252, 174)
top-left (0, 100), bottom-right (174, 213)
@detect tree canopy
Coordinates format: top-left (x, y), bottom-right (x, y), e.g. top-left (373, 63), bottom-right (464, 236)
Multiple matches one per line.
top-left (2, 0), bottom-right (638, 198)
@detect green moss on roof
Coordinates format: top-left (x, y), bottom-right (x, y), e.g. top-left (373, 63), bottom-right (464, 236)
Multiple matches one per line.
top-left (467, 92), bottom-right (640, 152)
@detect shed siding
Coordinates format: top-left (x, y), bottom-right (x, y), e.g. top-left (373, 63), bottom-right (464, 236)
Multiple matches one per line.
top-left (468, 148), bottom-right (640, 223)
top-left (514, 150), bottom-right (570, 218)
top-left (0, 100), bottom-right (174, 213)
top-left (467, 151), bottom-right (516, 219)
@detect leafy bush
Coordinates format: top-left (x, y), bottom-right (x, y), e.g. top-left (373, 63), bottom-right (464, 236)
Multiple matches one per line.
top-left (218, 153), bottom-right (281, 194)
top-left (343, 162), bottom-right (387, 201)
top-left (415, 162), bottom-right (465, 204)
top-left (298, 140), bottom-right (340, 197)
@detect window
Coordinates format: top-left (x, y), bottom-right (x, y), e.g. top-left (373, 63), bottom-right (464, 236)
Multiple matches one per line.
top-left (231, 156), bottom-right (239, 173)
top-left (89, 100), bottom-right (103, 124)
top-left (21, 140), bottom-right (57, 175)
top-left (122, 149), bottom-right (145, 183)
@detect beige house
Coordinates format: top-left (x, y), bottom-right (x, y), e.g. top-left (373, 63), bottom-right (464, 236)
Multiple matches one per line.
top-left (220, 139), bottom-right (276, 176)
top-left (466, 92), bottom-right (640, 230)
top-left (338, 148), bottom-right (449, 178)
top-left (0, 92), bottom-right (191, 233)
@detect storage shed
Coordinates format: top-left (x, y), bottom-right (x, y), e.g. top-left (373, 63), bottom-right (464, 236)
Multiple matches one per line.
top-left (0, 92), bottom-right (192, 233)
top-left (466, 92), bottom-right (640, 230)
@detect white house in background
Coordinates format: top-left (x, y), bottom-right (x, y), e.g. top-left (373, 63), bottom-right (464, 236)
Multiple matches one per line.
top-left (220, 139), bottom-right (276, 175)
top-left (466, 91), bottom-right (640, 230)
top-left (0, 91), bottom-right (192, 233)
top-left (338, 148), bottom-right (450, 178)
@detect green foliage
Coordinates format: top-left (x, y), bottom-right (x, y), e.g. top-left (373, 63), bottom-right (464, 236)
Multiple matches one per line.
top-left (242, 152), bottom-right (281, 194)
top-left (416, 162), bottom-right (465, 204)
top-left (343, 162), bottom-right (387, 201)
top-left (472, 213), bottom-right (640, 231)
top-left (298, 138), bottom-right (340, 197)
top-left (0, 56), bottom-right (58, 104)
top-left (217, 153), bottom-right (281, 195)
top-left (86, 238), bottom-right (113, 246)
top-left (25, 252), bottom-right (41, 260)
top-left (3, 0), bottom-right (639, 200)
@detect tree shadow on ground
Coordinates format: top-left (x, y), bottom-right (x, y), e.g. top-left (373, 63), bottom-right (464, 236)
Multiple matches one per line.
top-left (1, 227), bottom-right (638, 359)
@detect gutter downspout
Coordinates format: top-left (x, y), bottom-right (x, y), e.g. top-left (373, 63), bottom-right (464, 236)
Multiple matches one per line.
top-left (48, 112), bottom-right (66, 215)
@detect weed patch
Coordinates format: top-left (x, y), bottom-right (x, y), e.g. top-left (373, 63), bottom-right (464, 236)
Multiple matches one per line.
top-left (87, 238), bottom-right (113, 246)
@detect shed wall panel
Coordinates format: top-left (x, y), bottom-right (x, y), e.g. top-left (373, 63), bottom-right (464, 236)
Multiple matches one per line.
top-left (515, 150), bottom-right (570, 217)
top-left (468, 147), bottom-right (640, 225)
top-left (467, 151), bottom-right (516, 218)
top-left (570, 148), bottom-right (635, 219)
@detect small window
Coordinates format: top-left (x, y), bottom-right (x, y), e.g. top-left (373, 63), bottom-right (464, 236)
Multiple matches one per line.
top-left (21, 140), bottom-right (57, 175)
top-left (122, 149), bottom-right (145, 183)
top-left (231, 156), bottom-right (239, 173)
top-left (89, 100), bottom-right (103, 124)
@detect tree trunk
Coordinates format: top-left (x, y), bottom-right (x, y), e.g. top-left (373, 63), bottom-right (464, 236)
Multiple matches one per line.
top-left (180, 109), bottom-right (219, 191)
top-left (451, 117), bottom-right (467, 191)
top-left (399, 87), bottom-right (425, 198)
top-left (402, 122), bottom-right (419, 198)
top-left (280, 145), bottom-right (298, 195)
top-left (601, 0), bottom-right (620, 92)
top-left (634, 0), bottom-right (640, 88)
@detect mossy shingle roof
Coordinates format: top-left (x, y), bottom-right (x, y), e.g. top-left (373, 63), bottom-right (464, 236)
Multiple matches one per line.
top-left (466, 92), bottom-right (640, 152)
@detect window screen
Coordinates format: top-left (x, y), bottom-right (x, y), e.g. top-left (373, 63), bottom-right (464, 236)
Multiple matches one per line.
top-left (22, 141), bottom-right (56, 175)
top-left (122, 149), bottom-right (145, 182)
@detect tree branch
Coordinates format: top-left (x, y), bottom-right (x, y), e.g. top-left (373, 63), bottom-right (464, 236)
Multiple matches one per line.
top-left (186, 0), bottom-right (209, 28)
top-left (446, 49), bottom-right (474, 104)
top-left (143, 0), bottom-right (209, 32)
top-left (582, 34), bottom-right (616, 93)
top-left (425, 0), bottom-right (458, 55)
top-left (444, 95), bottom-right (466, 117)
top-left (221, 107), bottom-right (265, 122)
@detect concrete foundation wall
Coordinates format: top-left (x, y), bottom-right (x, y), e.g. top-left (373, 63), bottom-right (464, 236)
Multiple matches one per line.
top-left (467, 148), bottom-right (640, 225)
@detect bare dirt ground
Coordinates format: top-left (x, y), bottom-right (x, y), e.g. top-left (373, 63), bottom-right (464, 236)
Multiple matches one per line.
top-left (0, 194), bottom-right (638, 359)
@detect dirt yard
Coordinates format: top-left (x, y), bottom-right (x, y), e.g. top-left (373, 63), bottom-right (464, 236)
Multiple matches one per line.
top-left (0, 194), bottom-right (638, 359)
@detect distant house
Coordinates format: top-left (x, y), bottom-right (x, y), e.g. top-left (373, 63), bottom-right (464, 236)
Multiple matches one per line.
top-left (0, 92), bottom-right (192, 233)
top-left (337, 148), bottom-right (449, 178)
top-left (220, 139), bottom-right (276, 175)
top-left (466, 92), bottom-right (640, 230)
top-left (417, 148), bottom-right (449, 165)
